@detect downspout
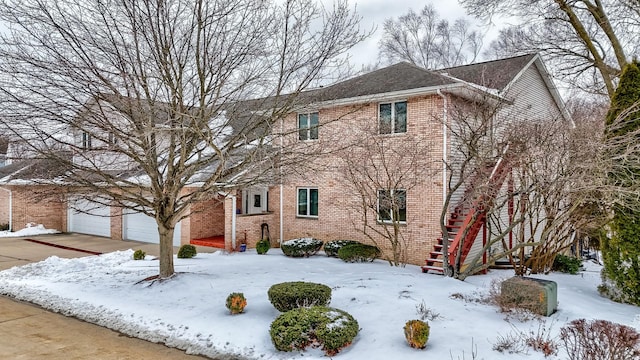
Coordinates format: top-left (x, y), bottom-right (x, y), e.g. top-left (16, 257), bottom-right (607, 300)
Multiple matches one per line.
top-left (436, 90), bottom-right (448, 206)
top-left (279, 115), bottom-right (284, 244)
top-left (0, 187), bottom-right (12, 231)
top-left (231, 194), bottom-right (237, 250)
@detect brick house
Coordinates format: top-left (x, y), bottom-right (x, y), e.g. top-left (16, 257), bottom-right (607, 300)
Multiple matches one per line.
top-left (0, 53), bottom-right (569, 269)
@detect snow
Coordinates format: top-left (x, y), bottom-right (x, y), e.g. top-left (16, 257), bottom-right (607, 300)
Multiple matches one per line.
top-left (0, 249), bottom-right (639, 359)
top-left (0, 223), bottom-right (60, 237)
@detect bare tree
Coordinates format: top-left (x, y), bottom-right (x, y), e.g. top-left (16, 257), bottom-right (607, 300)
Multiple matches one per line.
top-left (378, 4), bottom-right (482, 69)
top-left (338, 123), bottom-right (436, 266)
top-left (437, 93), bottom-right (594, 279)
top-left (0, 0), bottom-right (366, 279)
top-left (463, 0), bottom-right (637, 98)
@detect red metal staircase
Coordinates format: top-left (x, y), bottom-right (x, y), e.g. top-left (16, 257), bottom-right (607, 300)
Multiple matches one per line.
top-left (422, 147), bottom-right (513, 275)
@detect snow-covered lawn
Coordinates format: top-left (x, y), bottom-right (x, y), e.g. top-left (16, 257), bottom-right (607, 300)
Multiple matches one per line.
top-left (0, 223), bottom-right (60, 237)
top-left (0, 249), bottom-right (638, 359)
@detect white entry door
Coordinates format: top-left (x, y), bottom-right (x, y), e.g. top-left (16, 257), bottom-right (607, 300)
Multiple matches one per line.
top-left (122, 210), bottom-right (181, 246)
top-left (68, 200), bottom-right (111, 237)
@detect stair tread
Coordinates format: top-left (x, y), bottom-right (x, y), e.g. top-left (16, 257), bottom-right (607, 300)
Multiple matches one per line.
top-left (421, 265), bottom-right (444, 273)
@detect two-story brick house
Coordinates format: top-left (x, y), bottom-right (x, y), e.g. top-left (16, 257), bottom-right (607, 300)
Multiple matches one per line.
top-left (0, 53), bottom-right (569, 269)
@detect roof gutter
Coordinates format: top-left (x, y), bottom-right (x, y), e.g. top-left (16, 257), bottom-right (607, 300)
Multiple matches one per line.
top-left (0, 187), bottom-right (12, 231)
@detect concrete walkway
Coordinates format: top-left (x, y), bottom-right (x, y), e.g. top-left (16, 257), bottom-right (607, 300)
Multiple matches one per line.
top-left (0, 233), bottom-right (219, 359)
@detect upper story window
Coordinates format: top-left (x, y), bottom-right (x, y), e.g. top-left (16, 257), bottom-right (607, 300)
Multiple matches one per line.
top-left (297, 187), bottom-right (318, 217)
top-left (377, 189), bottom-right (407, 223)
top-left (379, 101), bottom-right (407, 134)
top-left (81, 132), bottom-right (93, 150)
top-left (298, 112), bottom-right (319, 141)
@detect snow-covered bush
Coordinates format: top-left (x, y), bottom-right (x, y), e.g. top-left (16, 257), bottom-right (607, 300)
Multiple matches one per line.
top-left (324, 240), bottom-right (360, 257)
top-left (338, 243), bottom-right (381, 262)
top-left (281, 238), bottom-right (323, 257)
top-left (177, 244), bottom-right (197, 258)
top-left (270, 306), bottom-right (359, 356)
top-left (404, 319), bottom-right (430, 349)
top-left (268, 281), bottom-right (331, 312)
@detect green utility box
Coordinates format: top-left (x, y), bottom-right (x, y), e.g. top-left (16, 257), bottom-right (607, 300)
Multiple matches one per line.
top-left (501, 276), bottom-right (558, 316)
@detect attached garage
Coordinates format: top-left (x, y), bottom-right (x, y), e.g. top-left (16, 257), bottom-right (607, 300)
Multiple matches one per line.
top-left (122, 210), bottom-right (181, 246)
top-left (68, 200), bottom-right (111, 237)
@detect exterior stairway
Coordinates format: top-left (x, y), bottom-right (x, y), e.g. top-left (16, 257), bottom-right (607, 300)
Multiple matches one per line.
top-left (422, 146), bottom-right (513, 275)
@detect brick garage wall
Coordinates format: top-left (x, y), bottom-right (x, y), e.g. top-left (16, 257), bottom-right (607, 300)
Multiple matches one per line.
top-left (0, 188), bottom-right (9, 228)
top-left (279, 95), bottom-right (445, 265)
top-left (6, 185), bottom-right (67, 232)
top-left (189, 196), bottom-right (226, 239)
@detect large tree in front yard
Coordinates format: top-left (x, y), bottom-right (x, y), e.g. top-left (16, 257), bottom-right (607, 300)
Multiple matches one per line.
top-left (0, 0), bottom-right (365, 279)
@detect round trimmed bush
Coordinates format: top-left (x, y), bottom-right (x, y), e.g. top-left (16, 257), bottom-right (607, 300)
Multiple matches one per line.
top-left (270, 306), bottom-right (359, 356)
top-left (177, 244), bottom-right (197, 259)
top-left (133, 249), bottom-right (146, 260)
top-left (338, 243), bottom-right (381, 262)
top-left (268, 281), bottom-right (331, 312)
top-left (324, 240), bottom-right (361, 257)
top-left (225, 292), bottom-right (247, 314)
top-left (256, 239), bottom-right (270, 255)
top-left (404, 319), bottom-right (430, 349)
top-left (281, 238), bottom-right (323, 257)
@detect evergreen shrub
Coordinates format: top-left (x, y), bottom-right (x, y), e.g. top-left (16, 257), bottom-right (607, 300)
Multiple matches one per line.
top-left (225, 292), bottom-right (247, 314)
top-left (177, 244), bottom-right (197, 258)
top-left (268, 281), bottom-right (331, 312)
top-left (324, 240), bottom-right (360, 257)
top-left (337, 243), bottom-right (381, 262)
top-left (281, 238), bottom-right (323, 257)
top-left (270, 306), bottom-right (359, 356)
top-left (552, 254), bottom-right (582, 274)
top-left (256, 239), bottom-right (270, 255)
top-left (404, 319), bottom-right (430, 349)
top-left (133, 249), bottom-right (146, 260)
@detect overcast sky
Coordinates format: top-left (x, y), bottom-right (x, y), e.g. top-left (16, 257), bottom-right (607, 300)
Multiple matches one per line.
top-left (345, 0), bottom-right (504, 67)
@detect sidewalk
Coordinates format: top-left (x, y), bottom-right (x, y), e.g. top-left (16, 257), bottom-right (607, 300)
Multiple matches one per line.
top-left (0, 233), bottom-right (218, 359)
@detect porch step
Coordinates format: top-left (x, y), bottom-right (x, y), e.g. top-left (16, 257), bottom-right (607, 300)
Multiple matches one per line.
top-left (421, 265), bottom-right (444, 273)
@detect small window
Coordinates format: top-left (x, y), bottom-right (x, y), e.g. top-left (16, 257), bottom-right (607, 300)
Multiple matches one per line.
top-left (377, 189), bottom-right (407, 223)
top-left (297, 187), bottom-right (318, 217)
top-left (254, 194), bottom-right (261, 208)
top-left (298, 112), bottom-right (319, 140)
top-left (379, 101), bottom-right (407, 134)
top-left (81, 132), bottom-right (92, 149)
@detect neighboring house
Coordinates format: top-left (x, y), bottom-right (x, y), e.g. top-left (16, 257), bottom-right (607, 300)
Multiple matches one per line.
top-left (0, 53), bottom-right (569, 271)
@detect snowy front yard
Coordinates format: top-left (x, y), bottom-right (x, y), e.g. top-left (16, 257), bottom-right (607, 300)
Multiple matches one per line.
top-left (0, 248), bottom-right (638, 359)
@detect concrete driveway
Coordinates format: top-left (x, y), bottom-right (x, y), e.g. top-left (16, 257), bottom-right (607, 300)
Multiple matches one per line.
top-left (0, 233), bottom-right (218, 359)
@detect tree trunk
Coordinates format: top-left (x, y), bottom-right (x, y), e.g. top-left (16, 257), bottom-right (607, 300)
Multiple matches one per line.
top-left (158, 224), bottom-right (175, 279)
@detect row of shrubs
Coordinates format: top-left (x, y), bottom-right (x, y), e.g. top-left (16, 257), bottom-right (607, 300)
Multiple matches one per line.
top-left (280, 238), bottom-right (381, 262)
top-left (133, 244), bottom-right (198, 260)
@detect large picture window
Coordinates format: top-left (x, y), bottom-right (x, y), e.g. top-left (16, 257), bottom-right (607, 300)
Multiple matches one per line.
top-left (379, 101), bottom-right (407, 134)
top-left (297, 188), bottom-right (318, 217)
top-left (377, 189), bottom-right (407, 223)
top-left (298, 112), bottom-right (319, 140)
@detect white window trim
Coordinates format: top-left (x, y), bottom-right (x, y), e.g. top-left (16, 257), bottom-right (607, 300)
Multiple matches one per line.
top-left (377, 189), bottom-right (407, 224)
top-left (378, 100), bottom-right (407, 135)
top-left (297, 187), bottom-right (318, 218)
top-left (81, 132), bottom-right (92, 150)
top-left (298, 112), bottom-right (319, 141)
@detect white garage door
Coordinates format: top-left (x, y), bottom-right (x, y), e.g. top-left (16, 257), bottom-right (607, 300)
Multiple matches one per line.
top-left (68, 200), bottom-right (111, 237)
top-left (123, 210), bottom-right (181, 246)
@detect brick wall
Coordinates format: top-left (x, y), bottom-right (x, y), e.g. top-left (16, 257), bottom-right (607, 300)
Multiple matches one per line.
top-left (189, 196), bottom-right (226, 239)
top-left (3, 186), bottom-right (67, 232)
top-left (276, 95), bottom-right (446, 265)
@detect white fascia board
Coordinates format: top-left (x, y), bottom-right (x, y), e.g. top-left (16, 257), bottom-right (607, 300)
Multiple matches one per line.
top-left (308, 83), bottom-right (467, 110)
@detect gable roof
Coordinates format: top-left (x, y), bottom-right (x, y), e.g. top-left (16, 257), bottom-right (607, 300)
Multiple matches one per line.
top-left (308, 62), bottom-right (458, 102)
top-left (437, 53), bottom-right (538, 92)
